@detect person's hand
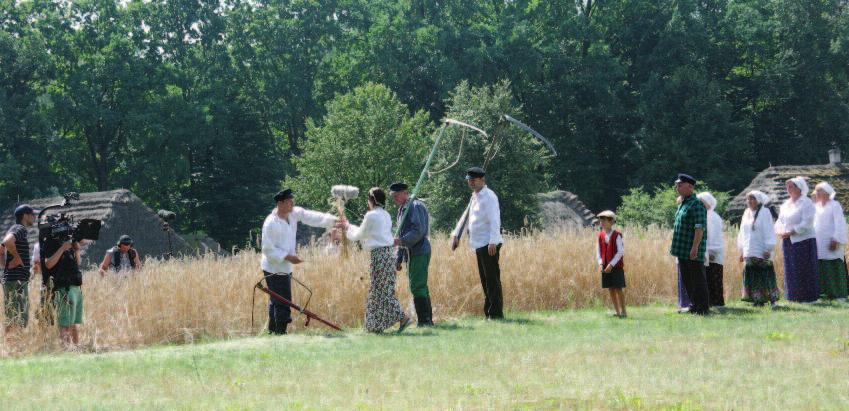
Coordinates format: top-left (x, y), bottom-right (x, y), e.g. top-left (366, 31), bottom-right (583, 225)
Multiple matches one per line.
top-left (829, 240), bottom-right (840, 252)
top-left (781, 231), bottom-right (793, 239)
top-left (60, 241), bottom-right (73, 252)
top-left (394, 238), bottom-right (402, 247)
top-left (487, 244), bottom-right (497, 256)
top-left (689, 247), bottom-right (698, 260)
top-left (739, 255), bottom-right (744, 263)
top-left (763, 251), bottom-right (771, 259)
top-left (396, 263), bottom-right (403, 272)
top-left (285, 255), bottom-right (304, 265)
top-left (71, 241), bottom-right (81, 251)
top-left (603, 264), bottom-right (613, 274)
top-left (599, 264), bottom-right (604, 272)
top-left (334, 218), bottom-right (348, 230)
top-left (7, 255), bottom-right (22, 269)
top-left (451, 237), bottom-right (459, 251)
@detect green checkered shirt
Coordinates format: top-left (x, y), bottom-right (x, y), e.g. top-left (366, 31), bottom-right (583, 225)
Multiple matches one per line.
top-left (670, 194), bottom-right (707, 262)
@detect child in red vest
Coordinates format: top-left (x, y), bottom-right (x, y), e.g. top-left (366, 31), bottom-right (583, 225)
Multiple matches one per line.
top-left (596, 210), bottom-right (627, 318)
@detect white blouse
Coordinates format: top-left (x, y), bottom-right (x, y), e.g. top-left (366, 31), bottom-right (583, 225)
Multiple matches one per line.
top-left (346, 207), bottom-right (394, 251)
top-left (814, 200), bottom-right (848, 260)
top-left (738, 206), bottom-right (777, 259)
top-left (774, 196), bottom-right (816, 244)
top-left (705, 210), bottom-right (726, 265)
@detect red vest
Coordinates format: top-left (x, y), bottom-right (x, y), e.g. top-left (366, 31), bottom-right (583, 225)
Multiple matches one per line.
top-left (598, 230), bottom-right (624, 269)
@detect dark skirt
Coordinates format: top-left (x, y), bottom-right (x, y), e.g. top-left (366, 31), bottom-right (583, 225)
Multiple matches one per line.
top-left (782, 238), bottom-right (820, 302)
top-left (601, 267), bottom-right (626, 289)
top-left (818, 258), bottom-right (848, 299)
top-left (742, 257), bottom-right (780, 305)
top-left (706, 263), bottom-right (725, 307)
top-left (677, 263), bottom-right (691, 308)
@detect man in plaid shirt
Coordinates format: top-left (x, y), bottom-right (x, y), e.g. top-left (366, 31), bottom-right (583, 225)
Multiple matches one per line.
top-left (670, 173), bottom-right (711, 315)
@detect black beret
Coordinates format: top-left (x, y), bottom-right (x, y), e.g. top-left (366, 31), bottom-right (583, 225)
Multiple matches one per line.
top-left (274, 189), bottom-right (294, 202)
top-left (465, 166), bottom-right (486, 180)
top-left (389, 182), bottom-right (409, 193)
top-left (675, 173), bottom-right (696, 185)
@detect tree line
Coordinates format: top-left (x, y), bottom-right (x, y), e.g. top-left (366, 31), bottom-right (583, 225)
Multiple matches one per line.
top-left (2, 0), bottom-right (848, 247)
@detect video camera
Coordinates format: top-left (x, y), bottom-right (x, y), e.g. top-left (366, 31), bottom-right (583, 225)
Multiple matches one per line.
top-left (38, 192), bottom-right (102, 243)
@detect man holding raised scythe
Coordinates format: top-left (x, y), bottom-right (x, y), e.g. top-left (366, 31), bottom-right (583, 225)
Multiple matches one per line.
top-left (261, 189), bottom-right (338, 335)
top-left (390, 182), bottom-right (434, 327)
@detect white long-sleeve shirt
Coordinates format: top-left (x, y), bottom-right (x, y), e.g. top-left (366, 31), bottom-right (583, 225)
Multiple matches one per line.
top-left (774, 196), bottom-right (816, 243)
top-left (814, 200), bottom-right (848, 260)
top-left (596, 230), bottom-right (624, 267)
top-left (346, 207), bottom-right (394, 251)
top-left (261, 207), bottom-right (336, 274)
top-left (705, 210), bottom-right (726, 265)
top-left (451, 186), bottom-right (503, 249)
top-left (738, 206), bottom-right (777, 259)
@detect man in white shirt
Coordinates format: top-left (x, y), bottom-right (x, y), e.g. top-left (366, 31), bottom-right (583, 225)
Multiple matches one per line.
top-left (451, 167), bottom-right (504, 319)
top-left (261, 189), bottom-right (337, 334)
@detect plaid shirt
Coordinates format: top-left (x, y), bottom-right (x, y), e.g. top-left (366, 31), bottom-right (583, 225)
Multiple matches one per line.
top-left (670, 194), bottom-right (707, 261)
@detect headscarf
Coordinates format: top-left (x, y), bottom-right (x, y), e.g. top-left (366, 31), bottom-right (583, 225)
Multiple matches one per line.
top-left (815, 181), bottom-right (837, 200)
top-left (746, 190), bottom-right (770, 206)
top-left (788, 176), bottom-right (809, 197)
top-left (697, 192), bottom-right (717, 211)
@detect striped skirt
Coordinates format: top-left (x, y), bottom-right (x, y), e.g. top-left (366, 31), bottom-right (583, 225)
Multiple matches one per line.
top-left (364, 246), bottom-right (405, 332)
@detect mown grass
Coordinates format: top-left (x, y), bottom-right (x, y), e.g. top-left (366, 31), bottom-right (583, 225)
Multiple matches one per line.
top-left (2, 303), bottom-right (848, 410)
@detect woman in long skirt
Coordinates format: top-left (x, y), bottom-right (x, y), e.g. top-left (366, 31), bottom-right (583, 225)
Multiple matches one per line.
top-left (341, 187), bottom-right (412, 333)
top-left (738, 191), bottom-right (780, 306)
top-left (698, 192), bottom-right (726, 308)
top-left (775, 177), bottom-right (820, 303)
top-left (813, 182), bottom-right (849, 301)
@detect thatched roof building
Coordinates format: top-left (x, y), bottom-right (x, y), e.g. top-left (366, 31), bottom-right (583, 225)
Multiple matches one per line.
top-left (1, 190), bottom-right (198, 267)
top-left (725, 149), bottom-right (849, 223)
top-left (537, 190), bottom-right (598, 228)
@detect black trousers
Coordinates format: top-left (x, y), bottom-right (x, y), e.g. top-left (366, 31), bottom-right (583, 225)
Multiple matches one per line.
top-left (475, 244), bottom-right (503, 319)
top-left (264, 271), bottom-right (292, 334)
top-left (678, 258), bottom-right (710, 314)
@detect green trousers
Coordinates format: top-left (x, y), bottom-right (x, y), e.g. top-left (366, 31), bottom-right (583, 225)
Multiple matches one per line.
top-left (408, 253), bottom-right (431, 298)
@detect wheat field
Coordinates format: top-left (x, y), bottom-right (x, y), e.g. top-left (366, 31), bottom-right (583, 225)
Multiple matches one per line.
top-left (0, 226), bottom-right (780, 357)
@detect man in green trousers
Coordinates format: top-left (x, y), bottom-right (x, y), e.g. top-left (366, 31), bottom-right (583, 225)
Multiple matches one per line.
top-left (390, 182), bottom-right (434, 326)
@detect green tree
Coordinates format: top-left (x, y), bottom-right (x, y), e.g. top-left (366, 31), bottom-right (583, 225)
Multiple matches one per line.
top-left (617, 183), bottom-right (731, 228)
top-left (287, 83), bottom-right (433, 221)
top-left (426, 80), bottom-right (552, 232)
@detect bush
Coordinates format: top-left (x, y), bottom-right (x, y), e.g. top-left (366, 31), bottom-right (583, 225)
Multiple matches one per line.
top-left (616, 183), bottom-right (730, 228)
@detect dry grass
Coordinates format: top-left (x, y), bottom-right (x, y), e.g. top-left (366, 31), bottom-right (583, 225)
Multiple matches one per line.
top-left (0, 226), bottom-right (782, 357)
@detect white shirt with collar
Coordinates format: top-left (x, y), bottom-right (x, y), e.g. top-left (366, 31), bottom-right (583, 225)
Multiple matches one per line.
top-left (452, 185), bottom-right (503, 249)
top-left (346, 207), bottom-right (394, 251)
top-left (774, 196), bottom-right (816, 243)
top-left (814, 199), bottom-right (848, 260)
top-left (261, 206), bottom-right (336, 274)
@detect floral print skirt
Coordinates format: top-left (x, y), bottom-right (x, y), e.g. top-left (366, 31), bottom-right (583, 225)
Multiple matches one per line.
top-left (364, 246), bottom-right (405, 332)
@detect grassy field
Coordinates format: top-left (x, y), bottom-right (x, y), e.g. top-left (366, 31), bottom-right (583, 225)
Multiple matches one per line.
top-left (2, 303), bottom-right (848, 410)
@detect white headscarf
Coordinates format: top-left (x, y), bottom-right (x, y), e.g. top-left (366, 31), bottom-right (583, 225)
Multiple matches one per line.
top-left (789, 176), bottom-right (809, 197)
top-left (697, 192), bottom-right (717, 210)
top-left (814, 181), bottom-right (837, 200)
top-left (747, 190), bottom-right (770, 206)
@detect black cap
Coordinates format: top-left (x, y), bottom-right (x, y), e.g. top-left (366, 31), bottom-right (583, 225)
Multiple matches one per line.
top-left (675, 173), bottom-right (696, 185)
top-left (14, 204), bottom-right (35, 218)
top-left (274, 189), bottom-right (294, 202)
top-left (118, 235), bottom-right (134, 245)
top-left (389, 182), bottom-right (409, 193)
top-left (465, 167), bottom-right (486, 180)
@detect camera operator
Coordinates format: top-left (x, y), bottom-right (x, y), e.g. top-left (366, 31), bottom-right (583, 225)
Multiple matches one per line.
top-left (3, 205), bottom-right (36, 335)
top-left (43, 236), bottom-right (83, 347)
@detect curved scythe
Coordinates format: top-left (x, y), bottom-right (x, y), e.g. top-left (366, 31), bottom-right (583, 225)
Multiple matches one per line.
top-left (501, 114), bottom-right (558, 157)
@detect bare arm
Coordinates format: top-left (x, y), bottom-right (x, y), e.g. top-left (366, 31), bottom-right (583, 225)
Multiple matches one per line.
top-left (99, 252), bottom-right (111, 276)
top-left (45, 242), bottom-right (72, 270)
top-left (3, 233), bottom-right (21, 267)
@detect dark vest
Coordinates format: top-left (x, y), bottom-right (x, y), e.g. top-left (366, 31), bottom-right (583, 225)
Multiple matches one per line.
top-left (111, 248), bottom-right (137, 270)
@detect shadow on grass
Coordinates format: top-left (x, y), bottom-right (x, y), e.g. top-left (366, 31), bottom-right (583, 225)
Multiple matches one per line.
top-left (768, 304), bottom-right (815, 312)
top-left (712, 306), bottom-right (758, 316)
top-left (493, 317), bottom-right (540, 326)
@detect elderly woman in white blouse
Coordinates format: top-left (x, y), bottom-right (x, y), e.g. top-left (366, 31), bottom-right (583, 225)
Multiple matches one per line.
top-left (813, 182), bottom-right (848, 300)
top-left (774, 177), bottom-right (820, 303)
top-left (339, 187), bottom-right (412, 333)
top-left (697, 192), bottom-right (725, 308)
top-left (737, 190), bottom-right (780, 306)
